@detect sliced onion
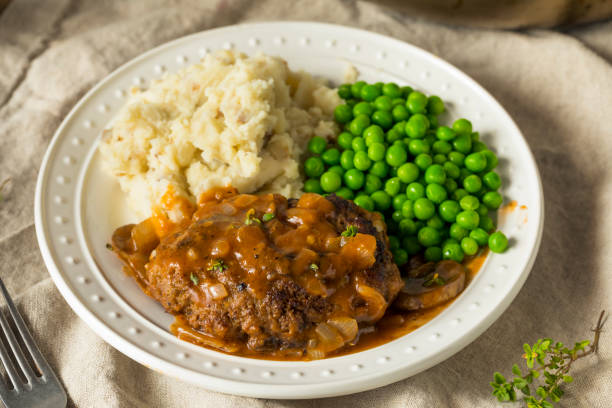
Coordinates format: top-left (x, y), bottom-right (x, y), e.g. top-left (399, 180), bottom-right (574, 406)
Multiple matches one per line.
top-left (306, 347), bottom-right (326, 360)
top-left (130, 219), bottom-right (158, 253)
top-left (327, 317), bottom-right (358, 342)
top-left (356, 283), bottom-right (387, 322)
top-left (208, 283), bottom-right (228, 300)
top-left (315, 322), bottom-right (345, 352)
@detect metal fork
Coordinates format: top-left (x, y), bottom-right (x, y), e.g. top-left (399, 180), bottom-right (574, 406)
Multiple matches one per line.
top-left (0, 278), bottom-right (66, 407)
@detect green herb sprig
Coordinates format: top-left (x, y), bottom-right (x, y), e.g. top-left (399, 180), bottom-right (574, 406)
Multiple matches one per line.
top-left (423, 272), bottom-right (445, 288)
top-left (491, 310), bottom-right (606, 408)
top-left (244, 208), bottom-right (261, 225)
top-left (190, 272), bottom-right (199, 285)
top-left (341, 224), bottom-right (358, 237)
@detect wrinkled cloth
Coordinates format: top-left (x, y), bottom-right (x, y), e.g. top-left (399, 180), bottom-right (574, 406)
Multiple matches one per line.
top-left (0, 1), bottom-right (611, 407)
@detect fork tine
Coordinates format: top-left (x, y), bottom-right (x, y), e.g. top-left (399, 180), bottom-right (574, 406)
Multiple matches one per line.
top-left (0, 278), bottom-right (51, 379)
top-left (0, 328), bottom-right (23, 391)
top-left (0, 304), bottom-right (36, 382)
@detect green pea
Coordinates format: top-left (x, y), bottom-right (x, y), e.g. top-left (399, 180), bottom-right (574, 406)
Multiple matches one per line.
top-left (483, 171), bottom-right (502, 190)
top-left (334, 104), bottom-right (353, 124)
top-left (364, 174), bottom-right (383, 194)
top-left (343, 169), bottom-right (365, 190)
top-left (459, 168), bottom-right (471, 183)
top-left (453, 188), bottom-right (468, 201)
top-left (418, 226), bottom-right (441, 247)
top-left (385, 144), bottom-right (408, 167)
top-left (384, 177), bottom-right (402, 197)
top-left (337, 84), bottom-right (352, 99)
top-left (463, 174), bottom-right (483, 193)
top-left (396, 163), bottom-right (418, 184)
top-left (363, 125), bottom-right (385, 145)
top-left (354, 195), bottom-right (375, 212)
top-left (304, 178), bottom-right (323, 194)
top-left (448, 151), bottom-right (465, 167)
top-left (413, 198), bottom-right (436, 220)
top-left (304, 156), bottom-right (325, 178)
top-left (444, 178), bottom-right (458, 193)
top-left (399, 218), bottom-right (418, 235)
top-left (360, 84), bottom-right (381, 101)
top-left (388, 235), bottom-right (400, 250)
top-left (374, 95), bottom-right (393, 111)
top-left (351, 137), bottom-right (367, 152)
top-left (391, 98), bottom-right (405, 107)
top-left (383, 129), bottom-right (399, 144)
top-left (480, 215), bottom-right (495, 232)
top-left (382, 83), bottom-right (401, 98)
top-left (427, 95), bottom-right (445, 115)
top-left (391, 210), bottom-right (403, 223)
top-left (460, 195), bottom-right (480, 211)
top-left (433, 154), bottom-right (447, 165)
top-left (405, 114), bottom-right (430, 139)
top-left (452, 118), bottom-right (473, 135)
top-left (424, 246), bottom-right (443, 262)
top-left (353, 151), bottom-right (372, 171)
top-left (367, 143), bottom-right (386, 162)
top-left (424, 164), bottom-right (446, 185)
top-left (453, 133), bottom-right (472, 154)
top-left (469, 228), bottom-right (489, 246)
top-left (401, 199), bottom-right (414, 219)
top-left (436, 126), bottom-right (456, 141)
top-left (345, 99), bottom-right (357, 107)
top-left (449, 223), bottom-right (468, 241)
top-left (442, 162), bottom-right (460, 180)
top-left (307, 136), bottom-right (327, 155)
top-left (406, 182), bottom-right (425, 200)
top-left (456, 210), bottom-right (480, 230)
top-left (349, 114), bottom-right (371, 136)
top-left (328, 165), bottom-right (344, 176)
top-left (370, 190), bottom-right (391, 211)
top-left (442, 241), bottom-right (464, 263)
top-left (438, 200), bottom-right (460, 223)
top-left (321, 148), bottom-right (340, 165)
top-left (433, 140), bottom-right (452, 155)
top-left (372, 110), bottom-right (394, 129)
top-left (335, 187), bottom-right (354, 200)
top-left (414, 153), bottom-right (433, 171)
top-left (427, 114), bottom-right (439, 128)
top-left (340, 150), bottom-right (355, 170)
top-left (392, 248), bottom-right (409, 265)
top-left (489, 231), bottom-right (509, 253)
top-left (406, 91), bottom-right (428, 114)
top-left (350, 81), bottom-right (366, 98)
top-left (408, 139), bottom-right (431, 156)
top-left (320, 171), bottom-right (342, 193)
top-left (461, 237), bottom-right (479, 256)
top-left (369, 161), bottom-right (389, 178)
top-left (476, 204), bottom-right (489, 217)
top-left (392, 193), bottom-right (408, 210)
top-left (482, 150), bottom-right (499, 171)
top-left (391, 105), bottom-right (410, 122)
top-left (464, 152), bottom-right (487, 172)
top-left (400, 86), bottom-right (414, 98)
top-left (337, 132), bottom-right (353, 150)
top-left (353, 101), bottom-right (374, 117)
top-left (427, 215), bottom-right (445, 230)
top-left (471, 132), bottom-right (480, 142)
top-left (482, 191), bottom-right (503, 210)
top-left (426, 183), bottom-right (447, 204)
top-left (472, 141), bottom-right (487, 152)
top-left (392, 121), bottom-right (406, 136)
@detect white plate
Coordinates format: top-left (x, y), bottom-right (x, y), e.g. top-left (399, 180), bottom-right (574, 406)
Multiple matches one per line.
top-left (35, 22), bottom-right (543, 399)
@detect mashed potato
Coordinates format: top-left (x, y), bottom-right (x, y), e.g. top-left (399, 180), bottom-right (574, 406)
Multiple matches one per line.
top-left (100, 50), bottom-right (340, 219)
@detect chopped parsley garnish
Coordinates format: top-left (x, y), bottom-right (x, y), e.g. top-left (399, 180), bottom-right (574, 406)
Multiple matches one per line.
top-left (262, 212), bottom-right (275, 222)
top-left (423, 272), bottom-right (446, 288)
top-left (309, 263), bottom-right (319, 271)
top-left (208, 259), bottom-right (228, 273)
top-left (341, 224), bottom-right (358, 237)
top-left (190, 272), bottom-right (199, 285)
top-left (244, 208), bottom-right (261, 225)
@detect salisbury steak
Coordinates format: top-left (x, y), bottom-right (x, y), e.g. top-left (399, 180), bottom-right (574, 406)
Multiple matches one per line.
top-left (112, 187), bottom-right (402, 359)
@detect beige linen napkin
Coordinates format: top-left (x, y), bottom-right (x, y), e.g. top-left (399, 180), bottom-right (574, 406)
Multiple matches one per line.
top-left (0, 0), bottom-right (611, 406)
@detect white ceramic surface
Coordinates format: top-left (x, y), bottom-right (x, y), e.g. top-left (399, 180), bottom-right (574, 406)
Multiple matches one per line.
top-left (34, 22), bottom-right (543, 399)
